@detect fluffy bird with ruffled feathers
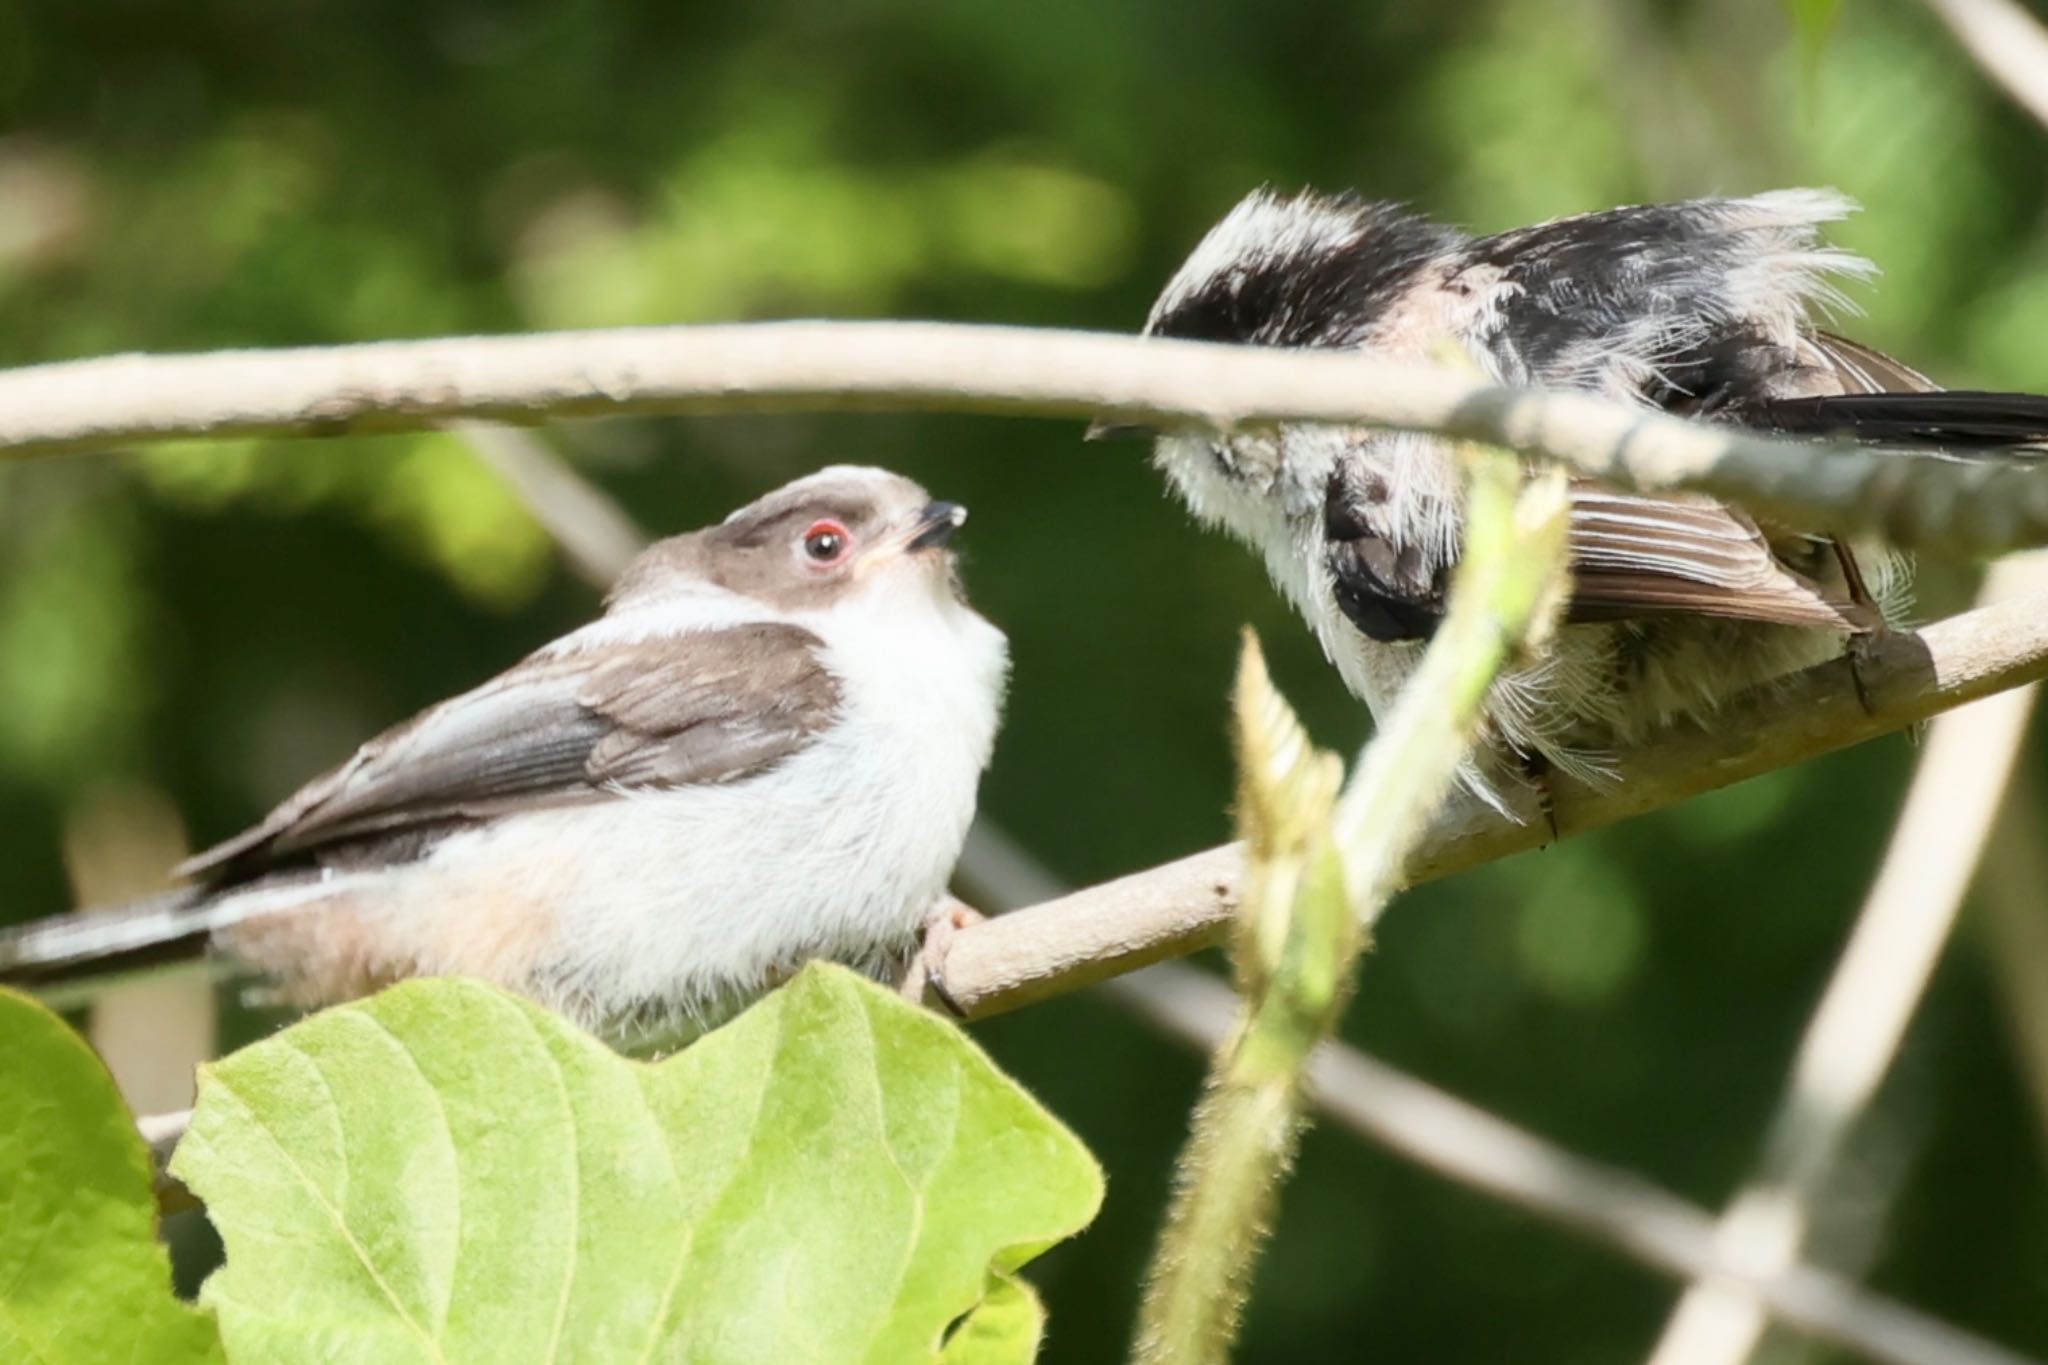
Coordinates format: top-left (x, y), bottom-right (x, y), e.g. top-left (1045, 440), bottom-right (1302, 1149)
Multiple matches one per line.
top-left (0, 466), bottom-right (1009, 1045)
top-left (1109, 187), bottom-right (2048, 813)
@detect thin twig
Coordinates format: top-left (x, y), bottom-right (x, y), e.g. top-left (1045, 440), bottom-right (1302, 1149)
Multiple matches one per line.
top-left (1917, 0), bottom-right (2048, 1167)
top-left (64, 782), bottom-right (213, 1118)
top-left (137, 1106), bottom-right (198, 1214)
top-left (1645, 555), bottom-right (2048, 1365)
top-left (454, 422), bottom-right (644, 584)
top-left (5, 323), bottom-right (2048, 552)
top-left (1113, 966), bottom-right (2037, 1365)
top-left (1920, 0), bottom-right (2048, 132)
top-left (1979, 769), bottom-right (2048, 1154)
top-left (938, 592), bottom-right (2048, 1019)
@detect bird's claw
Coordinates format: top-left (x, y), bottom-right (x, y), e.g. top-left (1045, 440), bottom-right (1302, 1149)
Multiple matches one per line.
top-left (1846, 630), bottom-right (1883, 718)
top-left (1519, 751), bottom-right (1562, 842)
top-left (902, 897), bottom-right (986, 1017)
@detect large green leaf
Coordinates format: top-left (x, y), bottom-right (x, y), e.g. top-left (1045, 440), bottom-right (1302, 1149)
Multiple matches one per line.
top-left (0, 989), bottom-right (223, 1365)
top-left (172, 965), bottom-right (1100, 1364)
top-left (938, 1274), bottom-right (1044, 1363)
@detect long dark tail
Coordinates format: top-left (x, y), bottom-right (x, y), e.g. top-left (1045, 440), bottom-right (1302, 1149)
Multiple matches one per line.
top-left (1753, 390), bottom-right (2048, 450)
top-left (0, 890), bottom-right (214, 995)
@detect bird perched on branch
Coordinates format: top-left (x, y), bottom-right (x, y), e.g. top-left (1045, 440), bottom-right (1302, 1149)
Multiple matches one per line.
top-left (0, 466), bottom-right (1009, 1046)
top-left (1100, 187), bottom-right (2048, 814)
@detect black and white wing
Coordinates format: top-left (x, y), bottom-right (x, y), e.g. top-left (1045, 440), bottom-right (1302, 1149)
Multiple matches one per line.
top-left (1451, 190), bottom-right (2048, 631)
top-left (1142, 185), bottom-right (2048, 643)
top-left (1463, 191), bottom-right (2048, 442)
top-left (1561, 487), bottom-right (1865, 629)
top-left (1310, 191), bottom-right (1892, 642)
top-left (1321, 468), bottom-right (1868, 642)
top-left (179, 621), bottom-right (841, 884)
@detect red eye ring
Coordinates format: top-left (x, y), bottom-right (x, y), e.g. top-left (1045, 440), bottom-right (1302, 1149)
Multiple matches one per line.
top-left (801, 519), bottom-right (851, 564)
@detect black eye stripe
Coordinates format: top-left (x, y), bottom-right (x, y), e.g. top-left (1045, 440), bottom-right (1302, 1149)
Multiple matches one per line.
top-left (724, 503), bottom-right (857, 547)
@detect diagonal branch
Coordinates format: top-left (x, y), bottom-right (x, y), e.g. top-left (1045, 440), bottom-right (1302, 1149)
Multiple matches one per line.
top-left (936, 592), bottom-right (2048, 1019)
top-left (1980, 769), bottom-right (2048, 1155)
top-left (1919, 0), bottom-right (2048, 132)
top-left (454, 422), bottom-right (645, 584)
top-left (6, 322), bottom-right (2048, 552)
top-left (1644, 555), bottom-right (2048, 1365)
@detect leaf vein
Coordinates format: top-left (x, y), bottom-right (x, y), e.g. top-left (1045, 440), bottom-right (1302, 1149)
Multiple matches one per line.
top-left (854, 998), bottom-right (925, 1359)
top-left (349, 1008), bottom-right (465, 1341)
top-left (507, 1000), bottom-right (582, 1365)
top-left (630, 1074), bottom-right (693, 1365)
top-left (212, 1061), bottom-right (449, 1365)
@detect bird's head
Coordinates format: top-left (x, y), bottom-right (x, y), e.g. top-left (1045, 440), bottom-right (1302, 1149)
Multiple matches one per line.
top-left (1089, 186), bottom-right (1464, 541)
top-left (608, 466), bottom-right (976, 616)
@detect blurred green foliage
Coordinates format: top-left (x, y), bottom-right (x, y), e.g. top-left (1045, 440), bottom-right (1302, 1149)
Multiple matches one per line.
top-left (3, 0), bottom-right (2045, 1358)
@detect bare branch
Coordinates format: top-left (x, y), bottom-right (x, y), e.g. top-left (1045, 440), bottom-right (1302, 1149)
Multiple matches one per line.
top-left (1980, 770), bottom-right (2048, 1154)
top-left (1645, 555), bottom-right (2048, 1365)
top-left (940, 592), bottom-right (2048, 1019)
top-left (6, 323), bottom-right (2048, 552)
top-left (1920, 0), bottom-right (2048, 131)
top-left (455, 422), bottom-right (644, 583)
top-left (63, 782), bottom-right (213, 1119)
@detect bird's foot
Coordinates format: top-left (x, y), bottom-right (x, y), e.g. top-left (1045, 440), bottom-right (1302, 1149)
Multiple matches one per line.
top-left (1845, 628), bottom-right (1885, 718)
top-left (902, 896), bottom-right (987, 1017)
top-left (1845, 625), bottom-right (1922, 743)
top-left (1518, 750), bottom-right (1562, 842)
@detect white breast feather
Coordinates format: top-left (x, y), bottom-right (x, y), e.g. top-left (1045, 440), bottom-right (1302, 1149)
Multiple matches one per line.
top-left (336, 574), bottom-right (1007, 1039)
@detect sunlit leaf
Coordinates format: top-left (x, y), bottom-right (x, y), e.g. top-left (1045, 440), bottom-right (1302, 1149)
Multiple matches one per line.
top-left (938, 1273), bottom-right (1045, 1365)
top-left (174, 966), bottom-right (1102, 1364)
top-left (0, 989), bottom-right (223, 1364)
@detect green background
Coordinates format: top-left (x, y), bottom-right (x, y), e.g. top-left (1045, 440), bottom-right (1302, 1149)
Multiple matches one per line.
top-left (2, 0), bottom-right (2044, 1358)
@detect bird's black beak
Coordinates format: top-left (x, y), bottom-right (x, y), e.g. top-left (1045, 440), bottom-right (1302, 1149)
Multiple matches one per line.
top-left (1084, 419), bottom-right (1155, 442)
top-left (907, 500), bottom-right (968, 551)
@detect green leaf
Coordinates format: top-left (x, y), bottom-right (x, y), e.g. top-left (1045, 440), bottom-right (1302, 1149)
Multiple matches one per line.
top-left (938, 1273), bottom-right (1045, 1364)
top-left (173, 965), bottom-right (1101, 1364)
top-left (0, 989), bottom-right (223, 1365)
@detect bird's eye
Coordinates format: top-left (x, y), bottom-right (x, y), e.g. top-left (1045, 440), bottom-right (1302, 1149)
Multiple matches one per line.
top-left (801, 519), bottom-right (851, 564)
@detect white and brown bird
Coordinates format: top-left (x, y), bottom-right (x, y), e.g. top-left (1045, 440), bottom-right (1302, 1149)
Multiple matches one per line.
top-left (0, 465), bottom-right (1009, 1045)
top-left (1103, 187), bottom-right (2048, 813)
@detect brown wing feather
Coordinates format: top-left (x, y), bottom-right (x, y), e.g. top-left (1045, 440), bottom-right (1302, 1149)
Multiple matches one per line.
top-left (1565, 487), bottom-right (1872, 630)
top-left (177, 623), bottom-right (841, 883)
top-left (1802, 331), bottom-right (1938, 396)
top-left (1563, 329), bottom-right (1936, 630)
